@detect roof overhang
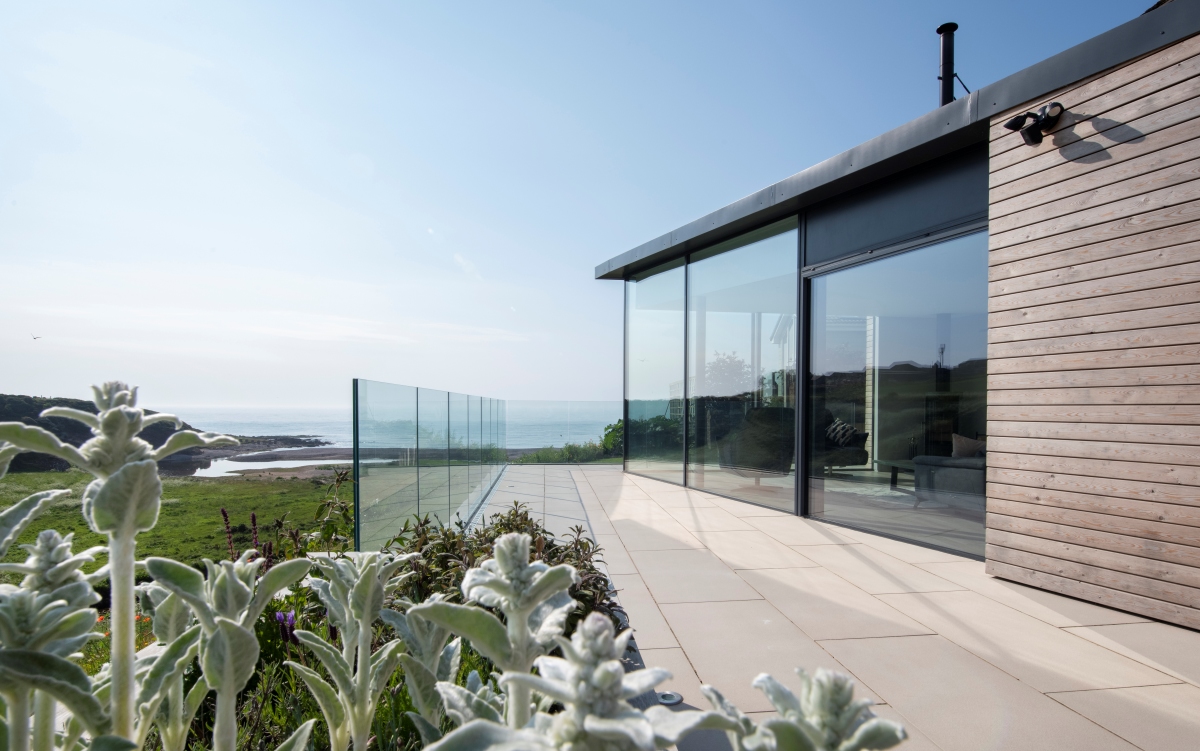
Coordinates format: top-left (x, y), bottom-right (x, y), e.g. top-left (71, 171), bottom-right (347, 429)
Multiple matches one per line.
top-left (596, 0), bottom-right (1200, 281)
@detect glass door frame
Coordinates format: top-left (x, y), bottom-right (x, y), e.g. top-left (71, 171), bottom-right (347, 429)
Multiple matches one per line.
top-left (797, 218), bottom-right (989, 553)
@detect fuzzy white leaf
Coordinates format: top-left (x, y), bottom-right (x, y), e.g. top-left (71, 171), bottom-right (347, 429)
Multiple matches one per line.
top-left (272, 719), bottom-right (317, 751)
top-left (39, 407), bottom-right (101, 429)
top-left (754, 672), bottom-right (803, 718)
top-left (245, 558), bottom-right (310, 626)
top-left (0, 490), bottom-right (67, 558)
top-left (836, 717), bottom-right (907, 751)
top-left (645, 706), bottom-right (741, 745)
top-left (0, 441), bottom-right (23, 479)
top-left (436, 681), bottom-right (504, 727)
top-left (293, 630), bottom-right (354, 695)
top-left (0, 423), bottom-right (88, 468)
top-left (583, 711), bottom-right (656, 751)
top-left (425, 719), bottom-right (553, 751)
top-left (82, 460), bottom-right (161, 534)
top-left (407, 601), bottom-right (514, 668)
top-left (400, 654), bottom-right (442, 723)
top-left (200, 619), bottom-right (259, 695)
top-left (622, 667), bottom-right (672, 699)
top-left (286, 662), bottom-right (346, 729)
top-left (0, 650), bottom-right (110, 736)
top-left (146, 558), bottom-right (214, 630)
top-left (151, 431), bottom-right (237, 461)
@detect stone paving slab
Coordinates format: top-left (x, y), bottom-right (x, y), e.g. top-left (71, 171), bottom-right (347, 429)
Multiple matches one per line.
top-left (562, 465), bottom-right (1200, 751)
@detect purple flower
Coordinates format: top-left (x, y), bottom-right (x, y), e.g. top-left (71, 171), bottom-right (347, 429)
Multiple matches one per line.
top-left (275, 610), bottom-right (297, 644)
top-left (276, 610), bottom-right (297, 644)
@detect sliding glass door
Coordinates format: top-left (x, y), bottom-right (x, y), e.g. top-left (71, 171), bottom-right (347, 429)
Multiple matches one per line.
top-left (806, 232), bottom-right (988, 556)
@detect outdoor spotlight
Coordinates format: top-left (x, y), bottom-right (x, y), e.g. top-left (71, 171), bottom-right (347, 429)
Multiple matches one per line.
top-left (1002, 102), bottom-right (1065, 146)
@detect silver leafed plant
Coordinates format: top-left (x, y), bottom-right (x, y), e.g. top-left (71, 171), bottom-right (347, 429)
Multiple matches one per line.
top-left (145, 551), bottom-right (312, 751)
top-left (406, 532), bottom-right (579, 731)
top-left (0, 498), bottom-right (109, 751)
top-left (285, 551), bottom-right (418, 751)
top-left (695, 669), bottom-right (907, 751)
top-left (379, 593), bottom-right (463, 744)
top-left (0, 382), bottom-right (237, 745)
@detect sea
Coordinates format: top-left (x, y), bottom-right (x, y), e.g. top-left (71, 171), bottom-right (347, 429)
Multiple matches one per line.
top-left (161, 406), bottom-right (355, 447)
top-left (160, 402), bottom-right (622, 477)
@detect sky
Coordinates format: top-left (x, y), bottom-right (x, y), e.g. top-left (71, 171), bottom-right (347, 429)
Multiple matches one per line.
top-left (0, 0), bottom-right (1154, 409)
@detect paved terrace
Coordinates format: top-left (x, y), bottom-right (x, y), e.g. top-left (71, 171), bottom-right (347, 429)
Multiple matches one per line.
top-left (481, 464), bottom-right (1200, 751)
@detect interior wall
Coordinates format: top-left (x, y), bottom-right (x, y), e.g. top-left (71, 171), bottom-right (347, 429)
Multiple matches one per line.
top-left (985, 32), bottom-right (1200, 628)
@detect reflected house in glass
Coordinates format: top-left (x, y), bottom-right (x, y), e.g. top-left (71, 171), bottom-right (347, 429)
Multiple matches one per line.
top-left (596, 3), bottom-right (1200, 629)
top-left (806, 232), bottom-right (988, 556)
top-left (686, 218), bottom-right (798, 511)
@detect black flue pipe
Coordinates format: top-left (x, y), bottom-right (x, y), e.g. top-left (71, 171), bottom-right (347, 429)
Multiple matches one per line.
top-left (937, 22), bottom-right (958, 107)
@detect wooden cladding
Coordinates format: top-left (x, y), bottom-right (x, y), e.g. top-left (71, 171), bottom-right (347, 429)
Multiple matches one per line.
top-left (986, 33), bottom-right (1200, 629)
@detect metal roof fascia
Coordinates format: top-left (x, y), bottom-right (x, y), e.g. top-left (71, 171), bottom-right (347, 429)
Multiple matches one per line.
top-left (976, 0), bottom-right (1200, 121)
top-left (596, 0), bottom-right (1200, 281)
top-left (594, 94), bottom-right (978, 281)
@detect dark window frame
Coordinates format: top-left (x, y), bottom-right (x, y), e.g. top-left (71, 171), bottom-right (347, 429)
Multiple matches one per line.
top-left (798, 218), bottom-right (989, 559)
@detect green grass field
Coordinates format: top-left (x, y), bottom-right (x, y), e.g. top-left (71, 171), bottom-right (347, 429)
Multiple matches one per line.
top-left (1, 469), bottom-right (332, 573)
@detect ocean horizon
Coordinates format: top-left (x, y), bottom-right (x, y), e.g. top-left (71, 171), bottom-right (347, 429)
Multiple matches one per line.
top-left (161, 402), bottom-right (622, 450)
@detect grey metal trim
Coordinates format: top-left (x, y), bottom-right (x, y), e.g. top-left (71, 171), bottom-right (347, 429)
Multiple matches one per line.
top-left (596, 0), bottom-right (1200, 281)
top-left (352, 378), bottom-right (360, 551)
top-left (975, 0), bottom-right (1200, 122)
top-left (626, 468), bottom-right (798, 515)
top-left (796, 216), bottom-right (808, 518)
top-left (624, 469), bottom-right (684, 489)
top-left (801, 217), bottom-right (989, 278)
top-left (815, 517), bottom-right (984, 561)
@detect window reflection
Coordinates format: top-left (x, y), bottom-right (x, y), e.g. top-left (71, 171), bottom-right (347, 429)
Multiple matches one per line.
top-left (625, 260), bottom-right (686, 483)
top-left (687, 219), bottom-right (798, 509)
top-left (417, 388), bottom-right (451, 525)
top-left (807, 232), bottom-right (988, 556)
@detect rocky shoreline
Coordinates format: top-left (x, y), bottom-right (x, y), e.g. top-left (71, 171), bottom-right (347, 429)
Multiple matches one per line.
top-left (156, 434), bottom-right (347, 476)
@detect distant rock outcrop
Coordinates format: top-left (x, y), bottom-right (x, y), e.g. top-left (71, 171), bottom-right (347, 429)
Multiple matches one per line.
top-left (0, 393), bottom-right (196, 472)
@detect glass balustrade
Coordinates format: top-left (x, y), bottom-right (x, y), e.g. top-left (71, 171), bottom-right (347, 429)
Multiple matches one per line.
top-left (353, 379), bottom-right (620, 550)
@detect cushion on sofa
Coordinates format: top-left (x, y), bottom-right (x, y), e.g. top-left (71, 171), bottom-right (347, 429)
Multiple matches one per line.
top-left (951, 433), bottom-right (986, 458)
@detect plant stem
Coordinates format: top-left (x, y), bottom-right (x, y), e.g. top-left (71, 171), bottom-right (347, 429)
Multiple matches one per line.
top-left (507, 682), bottom-right (531, 729)
top-left (8, 689), bottom-right (31, 751)
top-left (162, 678), bottom-right (185, 751)
top-left (214, 690), bottom-right (238, 751)
top-left (506, 607), bottom-right (533, 729)
top-left (109, 531), bottom-right (137, 740)
top-left (32, 692), bottom-right (55, 751)
top-left (351, 621), bottom-right (372, 750)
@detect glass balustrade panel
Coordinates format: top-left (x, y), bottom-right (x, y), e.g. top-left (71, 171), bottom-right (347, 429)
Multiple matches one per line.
top-left (417, 388), bottom-right (451, 525)
top-left (355, 380), bottom-right (418, 550)
top-left (449, 392), bottom-right (471, 522)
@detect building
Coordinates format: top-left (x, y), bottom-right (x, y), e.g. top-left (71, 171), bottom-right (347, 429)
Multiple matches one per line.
top-left (595, 0), bottom-right (1200, 630)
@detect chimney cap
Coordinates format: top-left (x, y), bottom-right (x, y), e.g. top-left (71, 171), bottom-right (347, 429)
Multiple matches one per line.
top-left (937, 22), bottom-right (958, 35)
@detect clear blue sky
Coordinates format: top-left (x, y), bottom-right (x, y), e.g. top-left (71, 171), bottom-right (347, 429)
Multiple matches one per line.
top-left (0, 1), bottom-right (1152, 408)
